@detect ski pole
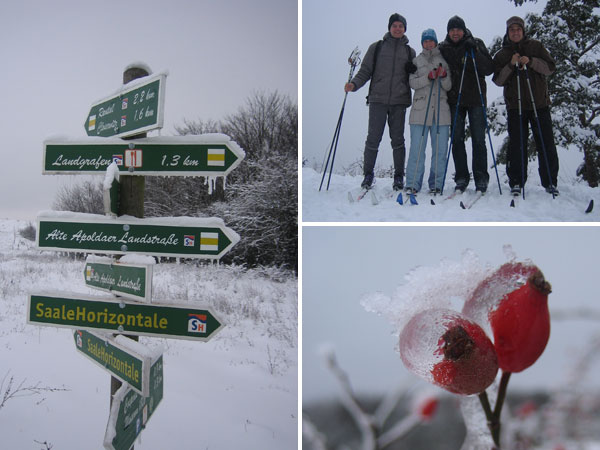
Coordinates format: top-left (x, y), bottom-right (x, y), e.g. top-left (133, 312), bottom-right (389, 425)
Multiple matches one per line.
top-left (516, 62), bottom-right (526, 199)
top-left (433, 64), bottom-right (442, 193)
top-left (319, 47), bottom-right (361, 191)
top-left (470, 49), bottom-right (502, 195)
top-left (523, 64), bottom-right (556, 199)
top-left (408, 77), bottom-right (436, 193)
top-left (441, 51), bottom-right (468, 195)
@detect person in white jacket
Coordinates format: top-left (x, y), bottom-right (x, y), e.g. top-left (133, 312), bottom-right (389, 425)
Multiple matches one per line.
top-left (405, 29), bottom-right (452, 194)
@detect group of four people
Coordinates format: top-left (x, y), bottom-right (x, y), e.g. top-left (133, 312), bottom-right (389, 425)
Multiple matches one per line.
top-left (344, 14), bottom-right (560, 197)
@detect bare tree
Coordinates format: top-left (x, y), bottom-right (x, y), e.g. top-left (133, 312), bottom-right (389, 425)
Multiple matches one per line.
top-left (52, 179), bottom-right (104, 214)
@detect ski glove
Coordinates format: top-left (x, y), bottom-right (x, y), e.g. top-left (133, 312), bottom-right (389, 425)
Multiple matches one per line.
top-left (405, 61), bottom-right (417, 74)
top-left (436, 66), bottom-right (447, 78)
top-left (428, 69), bottom-right (438, 80)
top-left (463, 38), bottom-right (477, 52)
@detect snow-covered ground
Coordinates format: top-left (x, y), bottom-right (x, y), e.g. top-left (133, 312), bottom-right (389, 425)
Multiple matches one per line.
top-left (0, 219), bottom-right (297, 449)
top-left (302, 161), bottom-right (598, 222)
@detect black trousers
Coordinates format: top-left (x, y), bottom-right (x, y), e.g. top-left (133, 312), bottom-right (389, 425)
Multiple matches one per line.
top-left (363, 103), bottom-right (407, 178)
top-left (506, 107), bottom-right (559, 189)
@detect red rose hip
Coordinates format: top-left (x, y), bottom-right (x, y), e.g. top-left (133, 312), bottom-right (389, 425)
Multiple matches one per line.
top-left (399, 309), bottom-right (498, 395)
top-left (488, 267), bottom-right (551, 372)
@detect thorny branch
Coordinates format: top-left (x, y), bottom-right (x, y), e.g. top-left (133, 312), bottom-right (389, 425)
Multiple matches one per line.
top-left (1, 371), bottom-right (70, 410)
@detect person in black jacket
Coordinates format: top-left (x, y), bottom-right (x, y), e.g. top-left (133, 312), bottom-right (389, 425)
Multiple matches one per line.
top-left (439, 16), bottom-right (494, 193)
top-left (345, 13), bottom-right (417, 190)
top-left (492, 16), bottom-right (559, 196)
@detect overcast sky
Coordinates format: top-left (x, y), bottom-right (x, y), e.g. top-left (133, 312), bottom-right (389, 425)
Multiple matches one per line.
top-left (302, 0), bottom-right (545, 172)
top-left (303, 226), bottom-right (600, 404)
top-left (0, 0), bottom-right (297, 220)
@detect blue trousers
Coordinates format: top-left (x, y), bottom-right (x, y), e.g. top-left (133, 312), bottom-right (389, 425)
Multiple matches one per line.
top-left (405, 124), bottom-right (450, 192)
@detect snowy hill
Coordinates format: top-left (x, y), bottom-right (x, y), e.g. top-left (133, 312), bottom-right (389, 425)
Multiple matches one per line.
top-left (302, 167), bottom-right (598, 222)
top-left (0, 219), bottom-right (297, 449)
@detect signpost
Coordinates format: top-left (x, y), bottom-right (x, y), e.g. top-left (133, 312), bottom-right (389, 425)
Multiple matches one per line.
top-left (37, 212), bottom-right (240, 259)
top-left (33, 65), bottom-right (242, 448)
top-left (84, 73), bottom-right (166, 138)
top-left (43, 136), bottom-right (245, 176)
top-left (84, 257), bottom-right (152, 302)
top-left (28, 293), bottom-right (225, 341)
top-left (74, 330), bottom-right (153, 396)
top-left (104, 355), bottom-right (163, 450)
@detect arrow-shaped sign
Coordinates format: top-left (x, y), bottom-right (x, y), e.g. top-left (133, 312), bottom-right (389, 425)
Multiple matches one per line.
top-left (43, 135), bottom-right (245, 176)
top-left (84, 72), bottom-right (166, 138)
top-left (28, 292), bottom-right (225, 341)
top-left (74, 330), bottom-right (156, 396)
top-left (84, 256), bottom-right (153, 302)
top-left (104, 355), bottom-right (163, 450)
top-left (37, 211), bottom-right (239, 260)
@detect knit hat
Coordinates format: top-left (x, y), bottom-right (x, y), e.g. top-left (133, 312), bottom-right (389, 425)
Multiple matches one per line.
top-left (388, 13), bottom-right (407, 31)
top-left (506, 16), bottom-right (525, 31)
top-left (447, 15), bottom-right (466, 33)
top-left (421, 28), bottom-right (438, 45)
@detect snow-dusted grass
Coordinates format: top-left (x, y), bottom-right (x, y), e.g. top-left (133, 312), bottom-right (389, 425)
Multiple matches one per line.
top-left (0, 219), bottom-right (297, 449)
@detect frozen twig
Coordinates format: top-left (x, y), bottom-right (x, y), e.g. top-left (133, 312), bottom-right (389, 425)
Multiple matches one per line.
top-left (377, 413), bottom-right (420, 448)
top-left (302, 414), bottom-right (328, 450)
top-left (322, 349), bottom-right (377, 450)
top-left (0, 371), bottom-right (70, 410)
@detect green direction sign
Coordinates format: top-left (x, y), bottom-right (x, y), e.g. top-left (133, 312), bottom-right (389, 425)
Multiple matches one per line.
top-left (28, 293), bottom-right (225, 341)
top-left (43, 136), bottom-right (245, 176)
top-left (74, 330), bottom-right (152, 396)
top-left (37, 212), bottom-right (239, 259)
top-left (104, 355), bottom-right (163, 450)
top-left (84, 258), bottom-right (152, 302)
top-left (84, 73), bottom-right (166, 138)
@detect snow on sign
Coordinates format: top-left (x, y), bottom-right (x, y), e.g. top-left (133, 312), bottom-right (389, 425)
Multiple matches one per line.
top-left (104, 355), bottom-right (163, 450)
top-left (36, 211), bottom-right (240, 259)
top-left (84, 257), bottom-right (152, 302)
top-left (28, 293), bottom-right (225, 341)
top-left (74, 329), bottom-right (153, 396)
top-left (43, 135), bottom-right (246, 176)
top-left (84, 72), bottom-right (166, 138)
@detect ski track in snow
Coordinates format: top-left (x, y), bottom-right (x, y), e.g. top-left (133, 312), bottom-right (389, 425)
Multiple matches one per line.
top-left (0, 219), bottom-right (297, 449)
top-left (304, 167), bottom-right (597, 222)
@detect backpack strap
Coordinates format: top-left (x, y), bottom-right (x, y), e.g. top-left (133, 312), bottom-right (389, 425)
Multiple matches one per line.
top-left (367, 40), bottom-right (383, 105)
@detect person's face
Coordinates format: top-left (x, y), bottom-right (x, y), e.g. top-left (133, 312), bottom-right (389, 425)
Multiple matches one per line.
top-left (423, 39), bottom-right (436, 50)
top-left (449, 28), bottom-right (464, 43)
top-left (390, 21), bottom-right (405, 39)
top-left (508, 24), bottom-right (524, 43)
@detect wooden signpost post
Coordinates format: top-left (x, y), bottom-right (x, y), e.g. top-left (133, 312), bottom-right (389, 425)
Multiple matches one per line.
top-left (32, 64), bottom-right (245, 448)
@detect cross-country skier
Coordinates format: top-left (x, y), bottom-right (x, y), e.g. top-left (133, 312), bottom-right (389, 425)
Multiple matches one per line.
top-left (344, 13), bottom-right (417, 191)
top-left (438, 16), bottom-right (494, 194)
top-left (492, 16), bottom-right (560, 196)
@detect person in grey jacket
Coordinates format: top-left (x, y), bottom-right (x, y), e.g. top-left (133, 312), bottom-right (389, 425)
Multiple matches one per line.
top-left (405, 29), bottom-right (452, 194)
top-left (345, 13), bottom-right (417, 190)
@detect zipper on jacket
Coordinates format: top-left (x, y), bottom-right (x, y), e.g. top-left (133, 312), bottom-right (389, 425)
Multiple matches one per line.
top-left (388, 38), bottom-right (398, 104)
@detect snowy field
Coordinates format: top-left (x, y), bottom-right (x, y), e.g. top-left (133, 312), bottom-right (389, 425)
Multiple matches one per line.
top-left (302, 159), bottom-right (599, 222)
top-left (0, 219), bottom-right (297, 449)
